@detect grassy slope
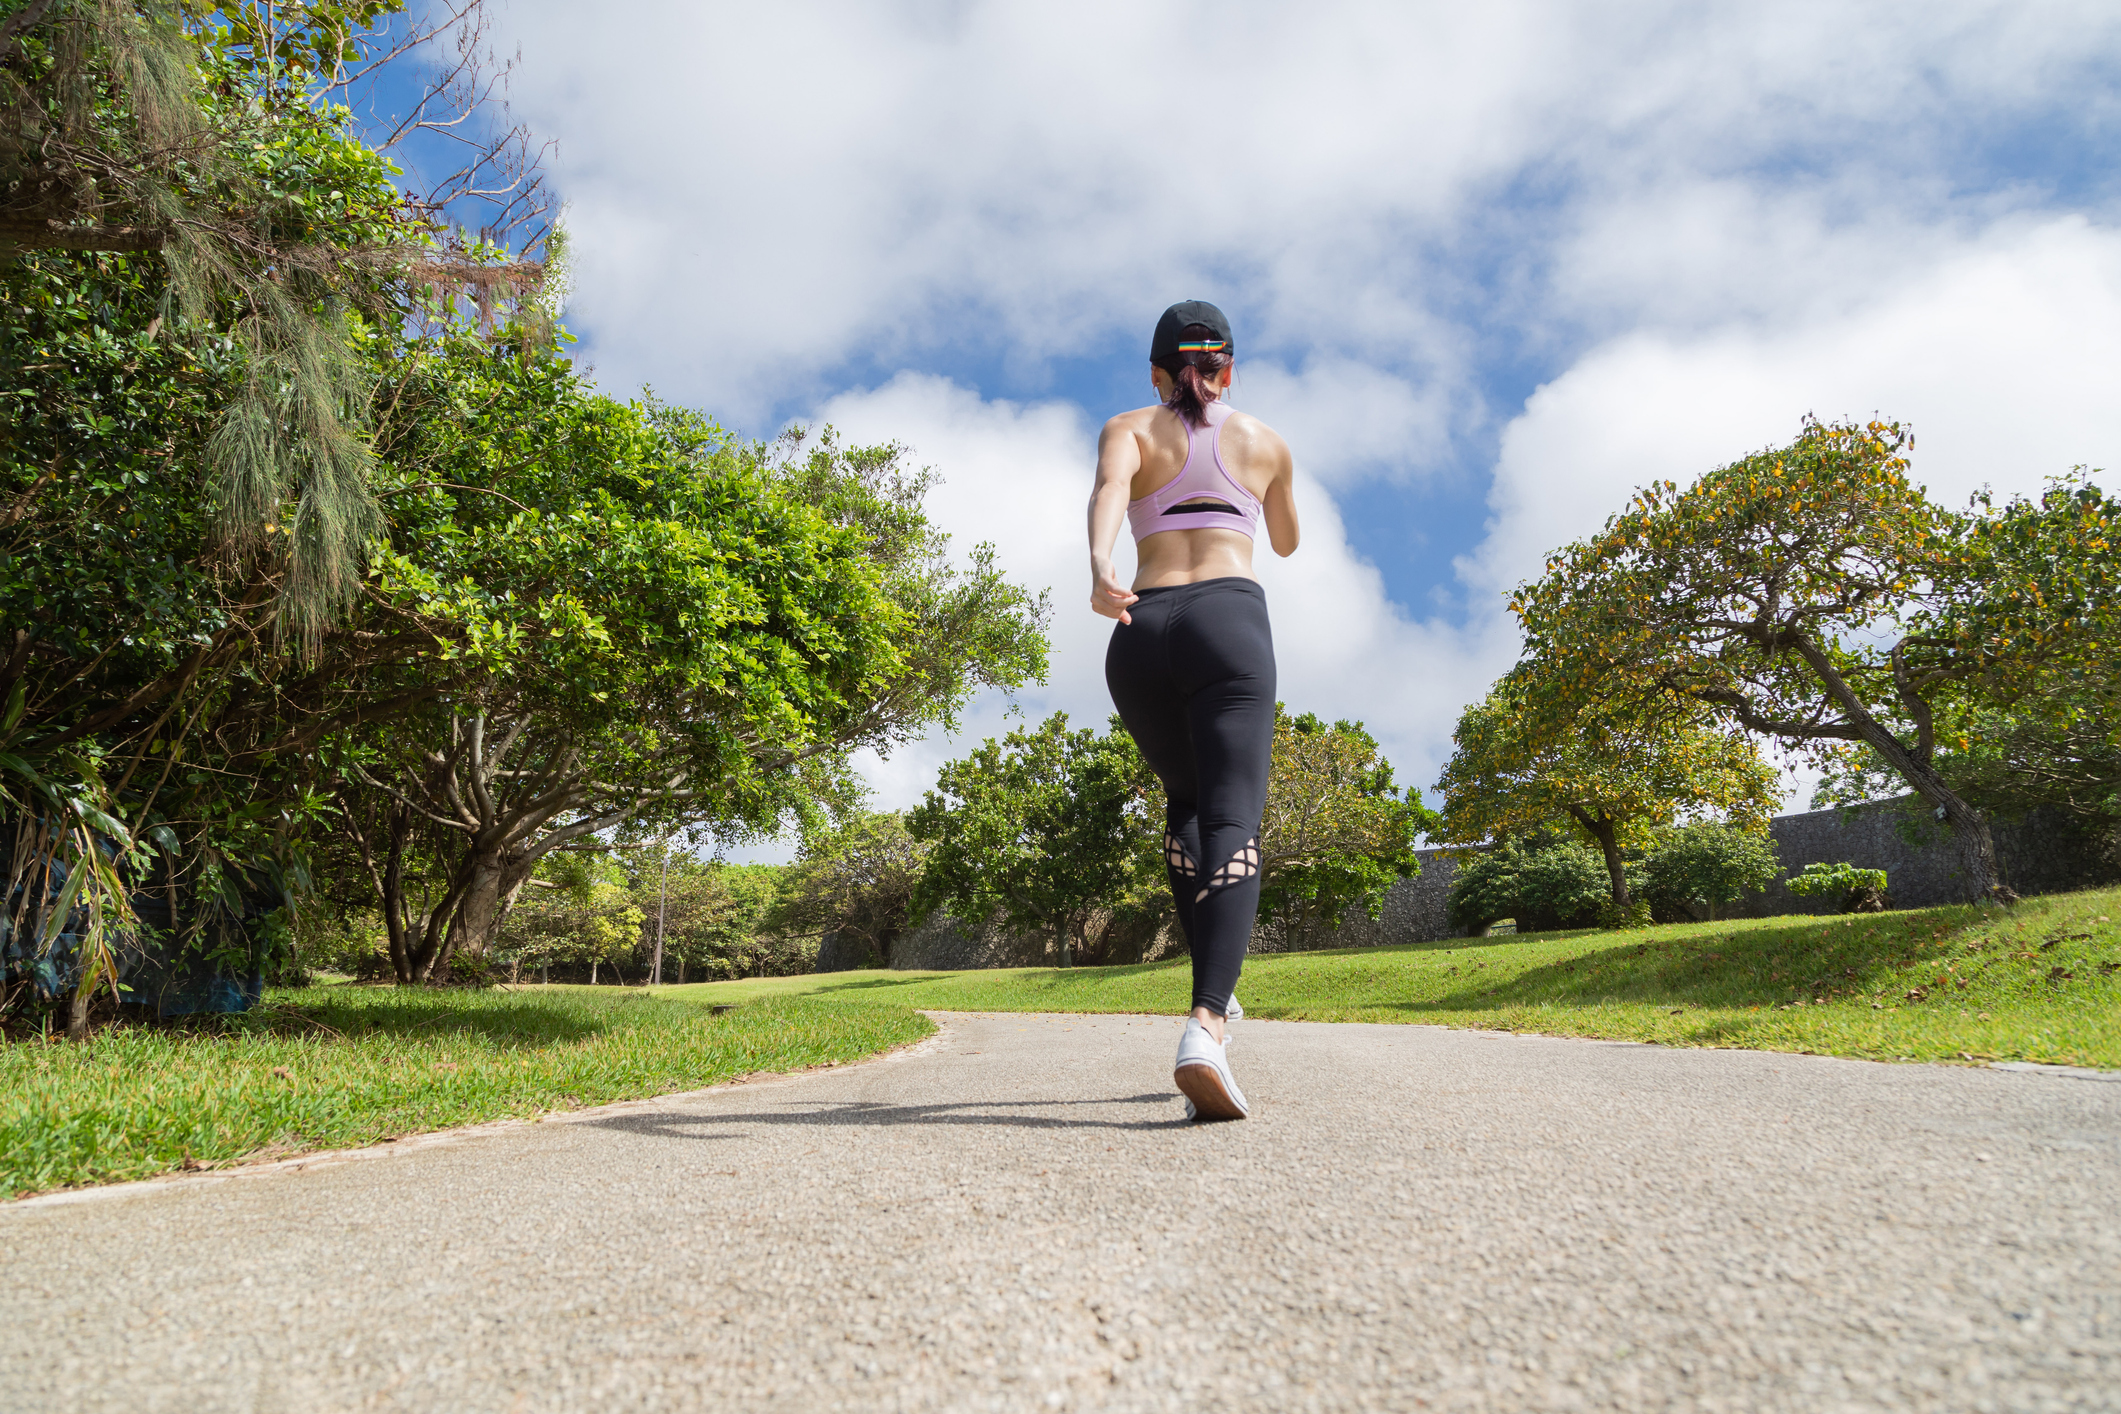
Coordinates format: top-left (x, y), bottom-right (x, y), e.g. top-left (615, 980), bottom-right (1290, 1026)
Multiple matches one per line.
top-left (1, 990), bottom-right (932, 1197)
top-left (661, 886), bottom-right (2121, 1069)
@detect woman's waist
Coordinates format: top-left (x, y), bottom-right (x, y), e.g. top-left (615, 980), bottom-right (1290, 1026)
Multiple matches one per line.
top-left (1128, 570), bottom-right (1266, 599)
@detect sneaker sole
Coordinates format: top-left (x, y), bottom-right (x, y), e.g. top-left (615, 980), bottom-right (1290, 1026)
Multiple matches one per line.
top-left (1174, 1062), bottom-right (1248, 1121)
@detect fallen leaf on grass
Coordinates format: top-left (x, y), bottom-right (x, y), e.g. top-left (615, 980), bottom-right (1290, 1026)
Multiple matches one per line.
top-left (270, 1067), bottom-right (293, 1081)
top-left (2046, 967), bottom-right (2075, 983)
top-left (432, 1062), bottom-right (458, 1072)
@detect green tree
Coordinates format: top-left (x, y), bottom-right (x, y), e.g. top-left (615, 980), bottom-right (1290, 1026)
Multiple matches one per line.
top-left (494, 850), bottom-right (643, 986)
top-left (1256, 708), bottom-right (1432, 948)
top-left (634, 859), bottom-right (800, 983)
top-left (1513, 418), bottom-right (2121, 903)
top-left (908, 713), bottom-right (1145, 967)
top-left (0, 0), bottom-right (552, 1024)
top-left (771, 812), bottom-right (930, 968)
top-left (1434, 665), bottom-right (1778, 908)
top-left (330, 354), bottom-right (1047, 982)
top-left (1, 0), bottom-right (482, 633)
top-left (1640, 822), bottom-right (1781, 922)
top-left (1786, 861), bottom-right (1890, 913)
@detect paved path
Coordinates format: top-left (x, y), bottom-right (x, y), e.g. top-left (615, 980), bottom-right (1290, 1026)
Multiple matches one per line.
top-left (5, 1014), bottom-right (2119, 1412)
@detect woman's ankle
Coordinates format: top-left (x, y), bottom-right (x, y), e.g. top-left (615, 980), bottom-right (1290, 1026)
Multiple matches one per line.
top-left (1189, 1005), bottom-right (1225, 1043)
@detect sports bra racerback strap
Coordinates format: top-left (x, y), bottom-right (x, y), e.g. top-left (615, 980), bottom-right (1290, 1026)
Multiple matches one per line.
top-left (1125, 401), bottom-right (1262, 543)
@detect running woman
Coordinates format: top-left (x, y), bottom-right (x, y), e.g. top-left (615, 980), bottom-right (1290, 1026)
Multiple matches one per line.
top-left (1088, 300), bottom-right (1299, 1121)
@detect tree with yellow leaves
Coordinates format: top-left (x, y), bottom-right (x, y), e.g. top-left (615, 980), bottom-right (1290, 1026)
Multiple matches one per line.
top-left (1435, 664), bottom-right (1778, 910)
top-left (1513, 417), bottom-right (2121, 903)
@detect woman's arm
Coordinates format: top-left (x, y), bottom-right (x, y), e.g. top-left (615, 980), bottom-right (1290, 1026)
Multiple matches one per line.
top-left (1258, 427), bottom-right (1300, 558)
top-left (1088, 415), bottom-right (1143, 622)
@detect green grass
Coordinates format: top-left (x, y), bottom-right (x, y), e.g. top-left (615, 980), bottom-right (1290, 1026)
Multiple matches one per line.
top-left (1, 989), bottom-right (932, 1198)
top-left (660, 885), bottom-right (2121, 1069)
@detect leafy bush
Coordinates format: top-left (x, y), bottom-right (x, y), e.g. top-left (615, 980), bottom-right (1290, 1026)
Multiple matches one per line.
top-left (287, 909), bottom-right (387, 980)
top-left (1642, 823), bottom-right (1782, 922)
top-left (1787, 862), bottom-right (1890, 913)
top-left (1447, 838), bottom-right (1617, 934)
top-left (1596, 900), bottom-right (1655, 930)
top-left (1787, 862), bottom-right (1888, 897)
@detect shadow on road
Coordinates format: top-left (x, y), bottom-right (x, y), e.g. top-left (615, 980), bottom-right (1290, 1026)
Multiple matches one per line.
top-left (585, 1091), bottom-right (1189, 1140)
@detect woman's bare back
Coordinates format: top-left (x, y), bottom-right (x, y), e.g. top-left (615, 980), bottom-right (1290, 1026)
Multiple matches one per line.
top-left (1099, 402), bottom-right (1298, 589)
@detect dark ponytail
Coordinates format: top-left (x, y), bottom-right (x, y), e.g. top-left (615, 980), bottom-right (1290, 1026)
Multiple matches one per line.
top-left (1155, 324), bottom-right (1233, 429)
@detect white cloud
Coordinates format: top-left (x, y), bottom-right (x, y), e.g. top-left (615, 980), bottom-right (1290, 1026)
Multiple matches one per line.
top-left (503, 1), bottom-right (2121, 423)
top-left (1235, 358), bottom-right (1466, 490)
top-left (1466, 216), bottom-right (2121, 607)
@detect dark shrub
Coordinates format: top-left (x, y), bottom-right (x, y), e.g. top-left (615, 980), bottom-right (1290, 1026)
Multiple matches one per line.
top-left (1447, 838), bottom-right (1616, 934)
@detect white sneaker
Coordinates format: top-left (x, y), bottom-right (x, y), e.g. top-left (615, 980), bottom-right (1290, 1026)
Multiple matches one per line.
top-left (1174, 1017), bottom-right (1249, 1121)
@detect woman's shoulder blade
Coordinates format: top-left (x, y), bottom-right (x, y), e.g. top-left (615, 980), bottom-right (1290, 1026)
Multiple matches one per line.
top-left (1222, 408), bottom-right (1289, 462)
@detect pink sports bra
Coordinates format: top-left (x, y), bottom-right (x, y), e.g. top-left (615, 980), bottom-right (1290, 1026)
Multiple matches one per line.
top-left (1126, 400), bottom-right (1262, 543)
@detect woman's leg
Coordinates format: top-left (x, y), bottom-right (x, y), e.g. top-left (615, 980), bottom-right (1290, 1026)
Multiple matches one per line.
top-left (1105, 595), bottom-right (1202, 945)
top-left (1167, 583), bottom-right (1277, 1020)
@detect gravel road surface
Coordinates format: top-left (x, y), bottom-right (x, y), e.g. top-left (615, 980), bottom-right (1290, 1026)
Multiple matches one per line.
top-left (4, 1012), bottom-right (2118, 1412)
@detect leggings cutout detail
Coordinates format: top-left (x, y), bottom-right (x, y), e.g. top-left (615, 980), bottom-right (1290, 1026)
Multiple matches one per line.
top-left (1105, 577), bottom-right (1275, 1017)
top-left (1195, 837), bottom-right (1260, 902)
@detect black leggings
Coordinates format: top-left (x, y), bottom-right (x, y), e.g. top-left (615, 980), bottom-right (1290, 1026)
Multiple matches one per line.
top-left (1105, 577), bottom-right (1275, 1016)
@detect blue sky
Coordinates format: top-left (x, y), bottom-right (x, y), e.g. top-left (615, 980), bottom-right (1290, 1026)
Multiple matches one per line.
top-left (368, 2), bottom-right (2121, 842)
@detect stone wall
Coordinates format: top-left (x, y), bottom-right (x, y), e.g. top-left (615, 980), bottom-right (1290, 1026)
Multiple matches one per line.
top-left (1746, 796), bottom-right (2117, 916)
top-left (883, 911), bottom-right (1052, 972)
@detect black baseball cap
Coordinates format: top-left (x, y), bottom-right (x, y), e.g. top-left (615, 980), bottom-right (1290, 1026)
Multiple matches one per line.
top-left (1150, 300), bottom-right (1233, 364)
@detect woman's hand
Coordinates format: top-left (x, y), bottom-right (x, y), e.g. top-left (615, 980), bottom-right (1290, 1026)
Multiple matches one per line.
top-left (1090, 556), bottom-right (1138, 624)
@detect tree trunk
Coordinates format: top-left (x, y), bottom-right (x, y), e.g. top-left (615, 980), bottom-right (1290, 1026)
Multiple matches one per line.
top-left (1572, 809), bottom-right (1632, 907)
top-left (1789, 639), bottom-right (2013, 903)
top-left (590, 959), bottom-right (598, 985)
top-left (452, 848), bottom-right (537, 963)
top-left (652, 843), bottom-right (669, 986)
top-left (1056, 919), bottom-right (1073, 969)
top-left (1948, 803), bottom-right (2011, 903)
top-left (66, 977), bottom-right (92, 1042)
top-left (379, 806), bottom-right (415, 983)
top-left (1850, 720), bottom-right (2012, 902)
